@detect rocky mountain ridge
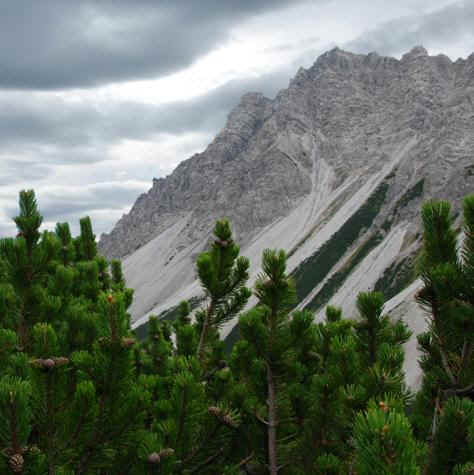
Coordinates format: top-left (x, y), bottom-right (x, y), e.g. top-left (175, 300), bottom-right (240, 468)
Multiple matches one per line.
top-left (101, 45), bottom-right (473, 256)
top-left (99, 46), bottom-right (474, 388)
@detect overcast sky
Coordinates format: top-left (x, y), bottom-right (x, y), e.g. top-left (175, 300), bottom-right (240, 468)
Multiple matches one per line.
top-left (1, 0), bottom-right (473, 238)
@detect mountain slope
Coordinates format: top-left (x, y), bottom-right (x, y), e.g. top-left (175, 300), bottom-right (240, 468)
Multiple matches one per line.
top-left (100, 46), bottom-right (474, 384)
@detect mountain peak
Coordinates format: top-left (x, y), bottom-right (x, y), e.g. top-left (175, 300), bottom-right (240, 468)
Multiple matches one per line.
top-left (100, 46), bottom-right (473, 327)
top-left (311, 46), bottom-right (360, 72)
top-left (319, 46), bottom-right (352, 60)
top-left (402, 45), bottom-right (429, 61)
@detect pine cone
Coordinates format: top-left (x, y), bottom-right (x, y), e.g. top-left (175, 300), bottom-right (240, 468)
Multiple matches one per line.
top-left (208, 406), bottom-right (238, 429)
top-left (53, 357), bottom-right (69, 367)
top-left (31, 358), bottom-right (45, 368)
top-left (9, 453), bottom-right (24, 473)
top-left (208, 406), bottom-right (220, 417)
top-left (158, 448), bottom-right (174, 458)
top-left (31, 358), bottom-right (55, 370)
top-left (148, 452), bottom-right (161, 464)
top-left (44, 358), bottom-right (55, 369)
top-left (222, 414), bottom-right (238, 429)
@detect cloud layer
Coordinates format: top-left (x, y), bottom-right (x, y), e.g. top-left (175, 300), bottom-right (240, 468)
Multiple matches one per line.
top-left (0, 0), bottom-right (304, 90)
top-left (1, 0), bottom-right (473, 239)
top-left (348, 1), bottom-right (474, 59)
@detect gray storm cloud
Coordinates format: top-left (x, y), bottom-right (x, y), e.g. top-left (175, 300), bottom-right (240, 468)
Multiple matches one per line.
top-left (347, 1), bottom-right (474, 57)
top-left (0, 0), bottom-right (308, 90)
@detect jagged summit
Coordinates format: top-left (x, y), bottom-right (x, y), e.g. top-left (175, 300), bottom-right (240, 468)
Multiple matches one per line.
top-left (312, 46), bottom-right (360, 70)
top-left (99, 46), bottom-right (474, 337)
top-left (402, 45), bottom-right (429, 60)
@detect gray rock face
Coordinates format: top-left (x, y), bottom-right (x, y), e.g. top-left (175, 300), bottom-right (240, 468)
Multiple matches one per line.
top-left (99, 46), bottom-right (474, 326)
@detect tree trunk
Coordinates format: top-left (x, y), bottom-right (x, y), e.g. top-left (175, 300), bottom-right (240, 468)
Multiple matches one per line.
top-left (197, 315), bottom-right (209, 362)
top-left (266, 362), bottom-right (278, 475)
top-left (197, 302), bottom-right (213, 362)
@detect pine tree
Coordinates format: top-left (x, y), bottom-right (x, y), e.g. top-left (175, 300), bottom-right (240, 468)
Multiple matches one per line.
top-left (292, 305), bottom-right (359, 474)
top-left (0, 190), bottom-right (58, 349)
top-left (195, 220), bottom-right (251, 363)
top-left (1, 188), bottom-right (471, 474)
top-left (78, 216), bottom-right (97, 261)
top-left (412, 195), bottom-right (474, 472)
top-left (0, 190), bottom-right (148, 474)
top-left (354, 291), bottom-right (411, 404)
top-left (55, 222), bottom-right (75, 266)
top-left (137, 315), bottom-right (241, 474)
top-left (231, 249), bottom-right (311, 474)
top-left (427, 397), bottom-right (474, 474)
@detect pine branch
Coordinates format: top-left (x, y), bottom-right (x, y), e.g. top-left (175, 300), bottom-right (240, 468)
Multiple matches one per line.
top-left (255, 412), bottom-right (269, 426)
top-left (187, 447), bottom-right (225, 474)
top-left (443, 383), bottom-right (474, 398)
top-left (197, 301), bottom-right (214, 361)
top-left (176, 384), bottom-right (189, 455)
top-left (180, 422), bottom-right (220, 467)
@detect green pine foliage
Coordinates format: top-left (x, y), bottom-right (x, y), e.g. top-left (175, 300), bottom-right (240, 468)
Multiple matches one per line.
top-left (354, 291), bottom-right (411, 403)
top-left (427, 397), bottom-right (474, 474)
top-left (412, 197), bottom-right (474, 446)
top-left (0, 189), bottom-right (472, 474)
top-left (354, 398), bottom-right (420, 475)
top-left (0, 190), bottom-right (146, 474)
top-left (292, 306), bottom-right (360, 473)
top-left (195, 219), bottom-right (251, 363)
top-left (231, 249), bottom-right (304, 474)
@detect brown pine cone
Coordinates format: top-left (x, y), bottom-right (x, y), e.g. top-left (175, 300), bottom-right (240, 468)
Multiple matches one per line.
top-left (43, 359), bottom-right (56, 369)
top-left (208, 406), bottom-right (238, 429)
top-left (53, 357), bottom-right (69, 367)
top-left (9, 453), bottom-right (24, 473)
top-left (31, 358), bottom-right (55, 370)
top-left (158, 448), bottom-right (175, 458)
top-left (208, 406), bottom-right (221, 417)
top-left (148, 452), bottom-right (160, 464)
top-left (222, 414), bottom-right (238, 429)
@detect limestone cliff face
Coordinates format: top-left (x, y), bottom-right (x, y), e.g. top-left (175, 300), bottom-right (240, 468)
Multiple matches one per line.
top-left (99, 46), bottom-right (474, 330)
top-left (99, 90), bottom-right (308, 259)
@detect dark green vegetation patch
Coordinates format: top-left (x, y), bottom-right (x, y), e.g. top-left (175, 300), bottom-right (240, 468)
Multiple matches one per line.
top-left (394, 179), bottom-right (425, 215)
top-left (373, 256), bottom-right (416, 301)
top-left (382, 179), bottom-right (425, 232)
top-left (292, 180), bottom-right (389, 303)
top-left (305, 232), bottom-right (384, 312)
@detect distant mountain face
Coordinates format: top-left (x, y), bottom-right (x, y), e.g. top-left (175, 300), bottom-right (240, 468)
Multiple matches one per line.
top-left (99, 46), bottom-right (474, 386)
